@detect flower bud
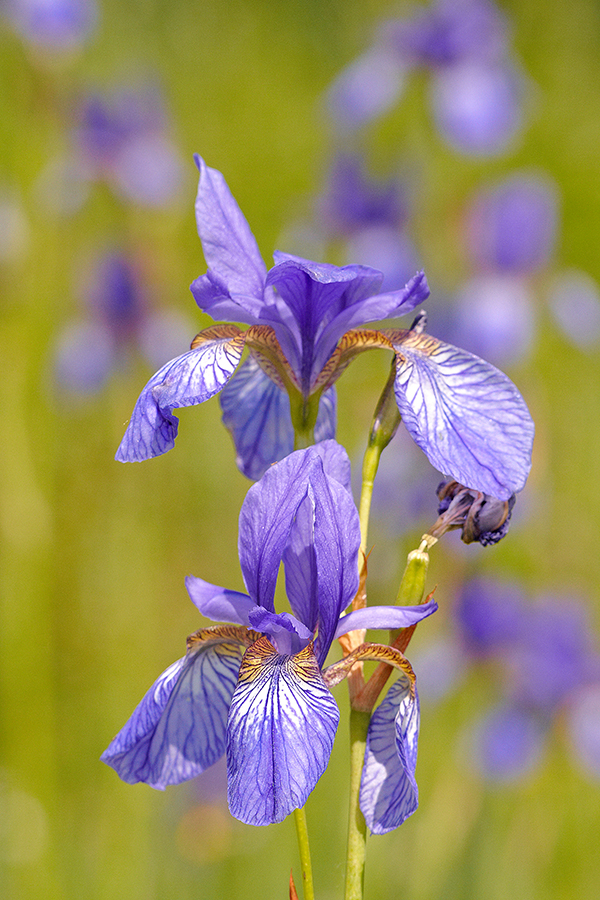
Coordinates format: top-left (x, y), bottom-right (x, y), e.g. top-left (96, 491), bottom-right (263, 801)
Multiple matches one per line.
top-left (429, 479), bottom-right (515, 546)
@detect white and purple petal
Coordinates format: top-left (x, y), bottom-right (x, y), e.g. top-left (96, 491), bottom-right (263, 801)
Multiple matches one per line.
top-left (360, 676), bottom-right (420, 834)
top-left (226, 638), bottom-right (339, 825)
top-left (390, 331), bottom-right (534, 498)
top-left (101, 632), bottom-right (246, 789)
top-left (116, 331), bottom-right (246, 462)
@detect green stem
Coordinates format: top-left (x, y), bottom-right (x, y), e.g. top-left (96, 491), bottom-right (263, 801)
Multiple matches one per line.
top-left (290, 390), bottom-right (320, 450)
top-left (293, 807), bottom-right (315, 900)
top-left (345, 708), bottom-right (371, 900)
top-left (358, 442), bottom-right (381, 555)
top-left (358, 364), bottom-right (401, 553)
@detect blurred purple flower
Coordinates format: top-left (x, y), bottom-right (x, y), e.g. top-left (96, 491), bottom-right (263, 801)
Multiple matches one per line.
top-left (468, 704), bottom-right (546, 781)
top-left (316, 153), bottom-right (419, 291)
top-left (567, 684), bottom-right (600, 779)
top-left (385, 0), bottom-right (508, 68)
top-left (324, 46), bottom-right (407, 132)
top-left (2, 0), bottom-right (98, 52)
top-left (451, 579), bottom-right (600, 782)
top-left (54, 250), bottom-right (191, 396)
top-left (430, 60), bottom-right (523, 155)
top-left (325, 0), bottom-right (525, 155)
top-left (318, 154), bottom-right (406, 233)
top-left (456, 577), bottom-right (527, 655)
top-left (450, 275), bottom-right (536, 366)
top-left (446, 171), bottom-right (559, 366)
top-left (548, 269), bottom-right (600, 350)
top-left (39, 83), bottom-right (185, 210)
top-left (465, 172), bottom-right (559, 274)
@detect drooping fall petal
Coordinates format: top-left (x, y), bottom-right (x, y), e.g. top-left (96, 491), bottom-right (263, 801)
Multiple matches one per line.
top-left (101, 628), bottom-right (250, 788)
top-left (360, 676), bottom-right (420, 833)
top-left (116, 326), bottom-right (246, 462)
top-left (226, 638), bottom-right (339, 825)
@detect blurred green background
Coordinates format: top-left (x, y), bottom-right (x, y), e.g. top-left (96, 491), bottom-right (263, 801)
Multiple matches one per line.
top-left (1, 0), bottom-right (600, 898)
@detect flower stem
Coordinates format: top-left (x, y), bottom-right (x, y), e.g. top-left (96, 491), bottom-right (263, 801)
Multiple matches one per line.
top-left (344, 707), bottom-right (371, 900)
top-left (292, 807), bottom-right (315, 900)
top-left (291, 391), bottom-right (319, 450)
top-left (358, 364), bottom-right (401, 552)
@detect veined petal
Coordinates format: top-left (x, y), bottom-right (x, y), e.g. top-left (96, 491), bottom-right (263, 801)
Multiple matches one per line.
top-left (115, 326), bottom-right (246, 462)
top-left (389, 330), bottom-right (534, 498)
top-left (219, 356), bottom-right (295, 481)
top-left (101, 627), bottom-right (250, 789)
top-left (360, 676), bottom-right (420, 834)
top-left (185, 576), bottom-right (254, 625)
top-left (238, 452), bottom-right (312, 610)
top-left (279, 442), bottom-right (352, 632)
top-left (226, 637), bottom-right (339, 825)
top-left (194, 156), bottom-right (268, 316)
top-left (334, 598), bottom-right (438, 639)
top-left (282, 492), bottom-right (319, 635)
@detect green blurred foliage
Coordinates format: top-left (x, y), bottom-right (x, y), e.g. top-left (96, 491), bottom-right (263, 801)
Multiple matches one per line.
top-left (0, 0), bottom-right (599, 898)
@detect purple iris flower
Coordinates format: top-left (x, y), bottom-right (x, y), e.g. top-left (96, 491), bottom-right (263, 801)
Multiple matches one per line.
top-left (102, 442), bottom-right (438, 830)
top-left (116, 158), bottom-right (533, 499)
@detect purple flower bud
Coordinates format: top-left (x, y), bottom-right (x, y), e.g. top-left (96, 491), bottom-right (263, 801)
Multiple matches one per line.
top-left (431, 478), bottom-right (515, 545)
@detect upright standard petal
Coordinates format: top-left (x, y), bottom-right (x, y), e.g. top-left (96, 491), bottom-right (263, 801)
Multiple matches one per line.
top-left (193, 156), bottom-right (268, 316)
top-left (226, 638), bottom-right (339, 825)
top-left (360, 676), bottom-right (420, 834)
top-left (101, 628), bottom-right (249, 788)
top-left (238, 445), bottom-right (361, 660)
top-left (116, 326), bottom-right (246, 462)
top-left (389, 330), bottom-right (534, 498)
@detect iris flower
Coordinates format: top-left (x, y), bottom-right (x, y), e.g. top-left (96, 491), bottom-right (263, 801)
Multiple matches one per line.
top-left (116, 156), bottom-right (533, 499)
top-left (102, 442), bottom-right (437, 831)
